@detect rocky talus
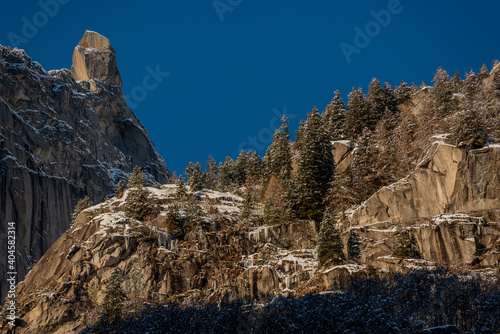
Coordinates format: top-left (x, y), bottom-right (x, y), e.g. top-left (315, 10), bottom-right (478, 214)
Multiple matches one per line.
top-left (0, 31), bottom-right (170, 302)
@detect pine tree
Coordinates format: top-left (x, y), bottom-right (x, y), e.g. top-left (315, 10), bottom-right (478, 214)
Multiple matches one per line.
top-left (203, 155), bottom-right (218, 189)
top-left (262, 175), bottom-right (291, 225)
top-left (125, 187), bottom-right (153, 221)
top-left (351, 128), bottom-right (387, 203)
top-left (462, 70), bottom-right (479, 104)
top-left (294, 107), bottom-right (334, 221)
top-left (235, 150), bottom-right (248, 186)
top-left (127, 166), bottom-right (146, 189)
top-left (410, 82), bottom-right (418, 93)
top-left (367, 78), bottom-right (386, 127)
top-left (431, 67), bottom-right (454, 119)
top-left (102, 268), bottom-right (126, 322)
top-left (345, 87), bottom-right (370, 141)
top-left (492, 59), bottom-right (500, 70)
top-left (478, 64), bottom-right (489, 81)
top-left (240, 192), bottom-right (253, 220)
top-left (184, 162), bottom-right (195, 187)
top-left (322, 90), bottom-right (347, 141)
top-left (450, 106), bottom-right (487, 150)
top-left (262, 115), bottom-right (292, 191)
top-left (244, 151), bottom-right (263, 185)
top-left (185, 161), bottom-right (203, 192)
top-left (383, 82), bottom-right (400, 130)
top-left (392, 226), bottom-right (419, 259)
top-left (217, 157), bottom-right (237, 191)
top-left (71, 196), bottom-right (92, 223)
top-left (317, 212), bottom-right (345, 266)
top-left (451, 70), bottom-right (462, 92)
top-left (165, 204), bottom-right (184, 238)
top-left (261, 117), bottom-right (292, 223)
top-left (115, 180), bottom-right (125, 198)
top-left (184, 195), bottom-right (202, 228)
top-left (325, 169), bottom-right (356, 221)
top-left (176, 177), bottom-right (188, 201)
top-left (394, 81), bottom-right (412, 105)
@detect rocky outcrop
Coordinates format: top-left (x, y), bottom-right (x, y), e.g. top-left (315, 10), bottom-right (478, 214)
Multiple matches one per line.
top-left (0, 33), bottom-right (169, 302)
top-left (343, 217), bottom-right (499, 272)
top-left (8, 187), bottom-right (320, 333)
top-left (6, 157), bottom-right (500, 333)
top-left (345, 140), bottom-right (500, 273)
top-left (350, 141), bottom-right (500, 226)
top-left (70, 31), bottom-right (122, 87)
top-left (331, 140), bottom-right (353, 172)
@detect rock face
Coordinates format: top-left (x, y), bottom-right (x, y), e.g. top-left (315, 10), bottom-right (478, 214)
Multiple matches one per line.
top-left (70, 31), bottom-right (122, 87)
top-left (345, 140), bottom-right (500, 273)
top-left (343, 217), bottom-right (499, 273)
top-left (0, 33), bottom-right (169, 302)
top-left (350, 141), bottom-right (500, 226)
top-left (331, 140), bottom-right (353, 172)
top-left (6, 136), bottom-right (500, 333)
top-left (8, 187), bottom-right (319, 333)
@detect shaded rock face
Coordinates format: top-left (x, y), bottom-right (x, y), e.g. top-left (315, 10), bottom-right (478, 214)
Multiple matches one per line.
top-left (350, 142), bottom-right (500, 226)
top-left (70, 31), bottom-right (122, 87)
top-left (0, 33), bottom-right (169, 302)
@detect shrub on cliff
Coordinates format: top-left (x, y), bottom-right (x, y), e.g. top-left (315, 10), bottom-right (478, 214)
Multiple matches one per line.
top-left (71, 196), bottom-right (92, 224)
top-left (125, 188), bottom-right (153, 221)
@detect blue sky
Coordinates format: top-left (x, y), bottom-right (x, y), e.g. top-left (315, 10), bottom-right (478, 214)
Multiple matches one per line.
top-left (2, 0), bottom-right (500, 174)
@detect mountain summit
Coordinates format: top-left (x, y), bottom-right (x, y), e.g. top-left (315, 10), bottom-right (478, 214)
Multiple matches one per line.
top-left (0, 31), bottom-right (169, 302)
top-left (70, 31), bottom-right (122, 87)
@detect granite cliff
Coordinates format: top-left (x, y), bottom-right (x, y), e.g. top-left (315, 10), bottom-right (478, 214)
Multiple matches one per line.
top-left (0, 31), bottom-right (170, 303)
top-left (6, 140), bottom-right (500, 333)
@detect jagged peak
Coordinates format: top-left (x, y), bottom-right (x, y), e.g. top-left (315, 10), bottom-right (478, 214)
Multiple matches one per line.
top-left (77, 30), bottom-right (114, 52)
top-left (70, 30), bottom-right (122, 87)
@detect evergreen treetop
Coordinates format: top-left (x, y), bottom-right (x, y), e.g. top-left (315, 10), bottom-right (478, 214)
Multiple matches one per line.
top-left (203, 155), bottom-right (218, 189)
top-left (478, 64), bottom-right (489, 81)
top-left (317, 211), bottom-right (345, 266)
top-left (367, 78), bottom-right (386, 127)
top-left (346, 87), bottom-right (370, 141)
top-left (322, 90), bottom-right (347, 141)
top-left (293, 107), bottom-right (334, 221)
top-left (451, 70), bottom-right (462, 92)
top-left (263, 115), bottom-right (292, 189)
top-left (394, 81), bottom-right (412, 105)
top-left (127, 166), bottom-right (146, 189)
top-left (115, 180), bottom-right (125, 198)
top-left (102, 268), bottom-right (126, 322)
top-left (71, 196), bottom-right (92, 223)
top-left (431, 67), bottom-right (454, 118)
